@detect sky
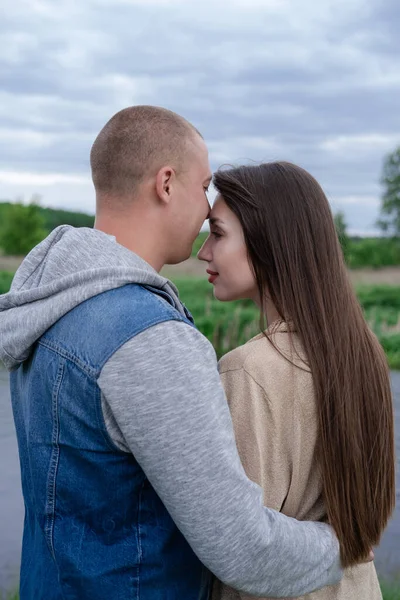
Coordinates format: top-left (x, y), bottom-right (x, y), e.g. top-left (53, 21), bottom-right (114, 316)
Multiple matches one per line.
top-left (1, 0), bottom-right (399, 235)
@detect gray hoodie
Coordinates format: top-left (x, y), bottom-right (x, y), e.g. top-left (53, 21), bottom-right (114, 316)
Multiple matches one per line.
top-left (0, 226), bottom-right (343, 597)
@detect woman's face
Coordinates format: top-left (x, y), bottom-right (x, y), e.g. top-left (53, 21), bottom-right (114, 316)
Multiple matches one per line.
top-left (197, 195), bottom-right (258, 302)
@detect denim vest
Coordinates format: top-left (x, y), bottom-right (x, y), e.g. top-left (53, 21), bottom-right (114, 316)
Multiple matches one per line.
top-left (11, 284), bottom-right (211, 600)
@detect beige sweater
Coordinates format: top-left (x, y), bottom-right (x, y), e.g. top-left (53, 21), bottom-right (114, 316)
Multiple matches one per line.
top-left (212, 322), bottom-right (381, 600)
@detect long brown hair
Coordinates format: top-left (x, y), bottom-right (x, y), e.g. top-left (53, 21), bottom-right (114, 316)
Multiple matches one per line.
top-left (213, 161), bottom-right (396, 567)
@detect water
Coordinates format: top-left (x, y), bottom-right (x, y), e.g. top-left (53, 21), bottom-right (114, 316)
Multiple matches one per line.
top-left (0, 368), bottom-right (23, 592)
top-left (0, 368), bottom-right (399, 590)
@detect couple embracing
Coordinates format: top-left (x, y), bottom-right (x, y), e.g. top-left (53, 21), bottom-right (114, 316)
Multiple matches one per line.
top-left (0, 106), bottom-right (395, 600)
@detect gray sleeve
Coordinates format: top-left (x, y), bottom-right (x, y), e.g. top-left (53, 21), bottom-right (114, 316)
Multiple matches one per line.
top-left (98, 320), bottom-right (343, 598)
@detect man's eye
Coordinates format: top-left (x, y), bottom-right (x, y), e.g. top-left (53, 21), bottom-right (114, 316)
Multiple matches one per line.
top-left (204, 187), bottom-right (209, 194)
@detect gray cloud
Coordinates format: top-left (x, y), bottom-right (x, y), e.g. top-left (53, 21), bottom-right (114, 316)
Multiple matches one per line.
top-left (0, 0), bottom-right (399, 232)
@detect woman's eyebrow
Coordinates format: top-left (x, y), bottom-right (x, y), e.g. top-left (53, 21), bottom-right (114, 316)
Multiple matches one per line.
top-left (209, 217), bottom-right (224, 226)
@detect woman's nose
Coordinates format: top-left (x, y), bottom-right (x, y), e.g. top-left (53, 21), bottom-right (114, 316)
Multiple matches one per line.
top-left (197, 238), bottom-right (210, 262)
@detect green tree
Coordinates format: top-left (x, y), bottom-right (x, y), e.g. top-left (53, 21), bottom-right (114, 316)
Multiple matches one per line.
top-left (0, 200), bottom-right (47, 255)
top-left (334, 211), bottom-right (350, 262)
top-left (378, 146), bottom-right (400, 236)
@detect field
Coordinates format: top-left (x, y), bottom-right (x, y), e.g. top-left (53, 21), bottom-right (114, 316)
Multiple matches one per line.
top-left (5, 252), bottom-right (400, 285)
top-left (165, 278), bottom-right (400, 367)
top-left (3, 260), bottom-right (400, 368)
top-left (0, 256), bottom-right (24, 272)
top-left (163, 257), bottom-right (400, 286)
top-left (1, 264), bottom-right (400, 597)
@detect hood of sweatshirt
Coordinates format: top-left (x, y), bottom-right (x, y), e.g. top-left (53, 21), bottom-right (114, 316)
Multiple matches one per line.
top-left (0, 225), bottom-right (183, 370)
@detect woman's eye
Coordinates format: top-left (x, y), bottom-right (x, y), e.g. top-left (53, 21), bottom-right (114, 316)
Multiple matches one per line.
top-left (211, 231), bottom-right (222, 239)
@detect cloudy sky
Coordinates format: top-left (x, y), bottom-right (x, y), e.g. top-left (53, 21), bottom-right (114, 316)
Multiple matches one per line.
top-left (1, 0), bottom-right (399, 234)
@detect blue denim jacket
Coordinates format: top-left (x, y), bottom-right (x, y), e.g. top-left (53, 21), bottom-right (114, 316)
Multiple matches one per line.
top-left (11, 284), bottom-right (211, 599)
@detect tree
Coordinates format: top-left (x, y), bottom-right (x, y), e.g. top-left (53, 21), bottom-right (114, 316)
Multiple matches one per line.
top-left (377, 146), bottom-right (400, 236)
top-left (334, 211), bottom-right (350, 262)
top-left (0, 199), bottom-right (47, 255)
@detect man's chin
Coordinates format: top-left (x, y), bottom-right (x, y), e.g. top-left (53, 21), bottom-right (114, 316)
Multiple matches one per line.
top-left (166, 250), bottom-right (192, 266)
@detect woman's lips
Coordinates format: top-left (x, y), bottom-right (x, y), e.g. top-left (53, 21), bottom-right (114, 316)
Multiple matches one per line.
top-left (206, 270), bottom-right (219, 284)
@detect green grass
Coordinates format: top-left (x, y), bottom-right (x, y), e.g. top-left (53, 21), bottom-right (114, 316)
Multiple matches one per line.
top-left (0, 271), bottom-right (13, 294)
top-left (174, 277), bottom-right (260, 358)
top-left (175, 278), bottom-right (400, 366)
top-left (2, 269), bottom-right (400, 368)
top-left (0, 592), bottom-right (18, 600)
top-left (380, 580), bottom-right (400, 600)
top-left (191, 231), bottom-right (208, 257)
top-left (1, 275), bottom-right (400, 596)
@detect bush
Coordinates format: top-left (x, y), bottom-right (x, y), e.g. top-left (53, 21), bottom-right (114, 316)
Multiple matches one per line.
top-left (0, 203), bottom-right (47, 256)
top-left (2, 271), bottom-right (400, 369)
top-left (347, 238), bottom-right (400, 268)
top-left (0, 201), bottom-right (95, 258)
top-left (356, 285), bottom-right (400, 309)
top-left (192, 233), bottom-right (400, 268)
top-left (176, 279), bottom-right (400, 368)
top-left (191, 232), bottom-right (208, 257)
top-left (175, 278), bottom-right (259, 357)
top-left (0, 202), bottom-right (94, 233)
top-left (0, 271), bottom-right (14, 294)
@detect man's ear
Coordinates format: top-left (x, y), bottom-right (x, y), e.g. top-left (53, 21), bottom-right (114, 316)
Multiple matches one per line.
top-left (155, 166), bottom-right (176, 204)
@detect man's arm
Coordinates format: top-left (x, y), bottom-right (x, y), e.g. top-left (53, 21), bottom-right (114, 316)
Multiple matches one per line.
top-left (98, 320), bottom-right (342, 598)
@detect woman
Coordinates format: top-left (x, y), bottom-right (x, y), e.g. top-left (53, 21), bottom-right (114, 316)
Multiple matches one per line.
top-left (198, 162), bottom-right (395, 600)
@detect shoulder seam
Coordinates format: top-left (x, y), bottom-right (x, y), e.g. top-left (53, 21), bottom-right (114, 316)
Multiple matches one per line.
top-left (221, 364), bottom-right (273, 405)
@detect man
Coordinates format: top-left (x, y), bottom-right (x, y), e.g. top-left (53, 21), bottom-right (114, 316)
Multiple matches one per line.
top-left (0, 106), bottom-right (343, 599)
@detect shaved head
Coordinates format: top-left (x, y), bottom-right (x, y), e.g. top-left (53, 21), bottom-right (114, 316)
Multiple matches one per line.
top-left (90, 105), bottom-right (202, 199)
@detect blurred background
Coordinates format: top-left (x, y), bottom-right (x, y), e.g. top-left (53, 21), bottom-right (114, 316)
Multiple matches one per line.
top-left (0, 0), bottom-right (399, 597)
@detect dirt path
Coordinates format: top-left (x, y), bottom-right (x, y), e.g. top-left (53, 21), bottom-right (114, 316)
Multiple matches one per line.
top-left (3, 255), bottom-right (400, 286)
top-left (347, 267), bottom-right (400, 285)
top-left (163, 258), bottom-right (400, 286)
top-left (0, 256), bottom-right (24, 272)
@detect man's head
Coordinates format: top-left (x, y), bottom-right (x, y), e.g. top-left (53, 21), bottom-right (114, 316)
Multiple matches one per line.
top-left (91, 106), bottom-right (212, 267)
